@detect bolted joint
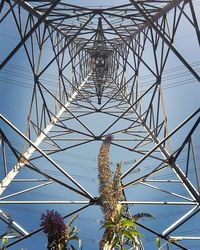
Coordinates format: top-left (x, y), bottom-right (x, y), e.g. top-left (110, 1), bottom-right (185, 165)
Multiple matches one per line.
top-left (90, 197), bottom-right (100, 205)
top-left (94, 135), bottom-right (102, 140)
top-left (167, 155), bottom-right (175, 165)
top-left (34, 75), bottom-right (39, 81)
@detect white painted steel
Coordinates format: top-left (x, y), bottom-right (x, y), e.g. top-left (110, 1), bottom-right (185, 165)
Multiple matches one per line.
top-left (162, 206), bottom-right (199, 236)
top-left (0, 209), bottom-right (29, 236)
top-left (0, 73), bottom-right (92, 196)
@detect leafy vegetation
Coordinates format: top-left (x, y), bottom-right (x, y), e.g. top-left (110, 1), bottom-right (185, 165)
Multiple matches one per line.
top-left (98, 135), bottom-right (153, 249)
top-left (101, 205), bottom-right (142, 250)
top-left (40, 211), bottom-right (81, 250)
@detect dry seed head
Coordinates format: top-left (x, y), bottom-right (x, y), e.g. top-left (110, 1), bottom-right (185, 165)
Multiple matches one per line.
top-left (98, 138), bottom-right (116, 221)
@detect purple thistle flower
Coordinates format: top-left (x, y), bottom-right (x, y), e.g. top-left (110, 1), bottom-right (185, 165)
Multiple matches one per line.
top-left (40, 210), bottom-right (66, 237)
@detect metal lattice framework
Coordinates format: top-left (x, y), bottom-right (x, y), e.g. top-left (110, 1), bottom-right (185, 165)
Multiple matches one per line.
top-left (0, 0), bottom-right (200, 249)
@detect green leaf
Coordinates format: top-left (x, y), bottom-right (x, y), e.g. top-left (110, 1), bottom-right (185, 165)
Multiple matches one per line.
top-left (155, 237), bottom-right (161, 248)
top-left (68, 235), bottom-right (81, 248)
top-left (128, 229), bottom-right (143, 237)
top-left (70, 226), bottom-right (77, 234)
top-left (69, 235), bottom-right (79, 242)
top-left (101, 221), bottom-right (116, 229)
top-left (111, 235), bottom-right (125, 249)
top-left (122, 230), bottom-right (136, 240)
top-left (78, 238), bottom-right (81, 248)
top-left (58, 243), bottom-right (65, 250)
top-left (106, 232), bottom-right (115, 243)
top-left (115, 205), bottom-right (122, 223)
top-left (1, 238), bottom-right (8, 245)
top-left (70, 232), bottom-right (78, 239)
top-left (121, 218), bottom-right (135, 227)
top-left (68, 214), bottom-right (79, 227)
top-left (111, 236), bottom-right (120, 248)
top-left (133, 213), bottom-right (154, 221)
top-left (116, 204), bottom-right (122, 216)
top-left (104, 241), bottom-right (114, 250)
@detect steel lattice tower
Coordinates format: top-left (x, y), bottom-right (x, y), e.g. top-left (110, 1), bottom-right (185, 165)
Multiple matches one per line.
top-left (0, 0), bottom-right (200, 249)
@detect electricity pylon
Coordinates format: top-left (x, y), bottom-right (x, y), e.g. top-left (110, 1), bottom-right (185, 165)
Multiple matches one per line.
top-left (0, 1), bottom-right (200, 249)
